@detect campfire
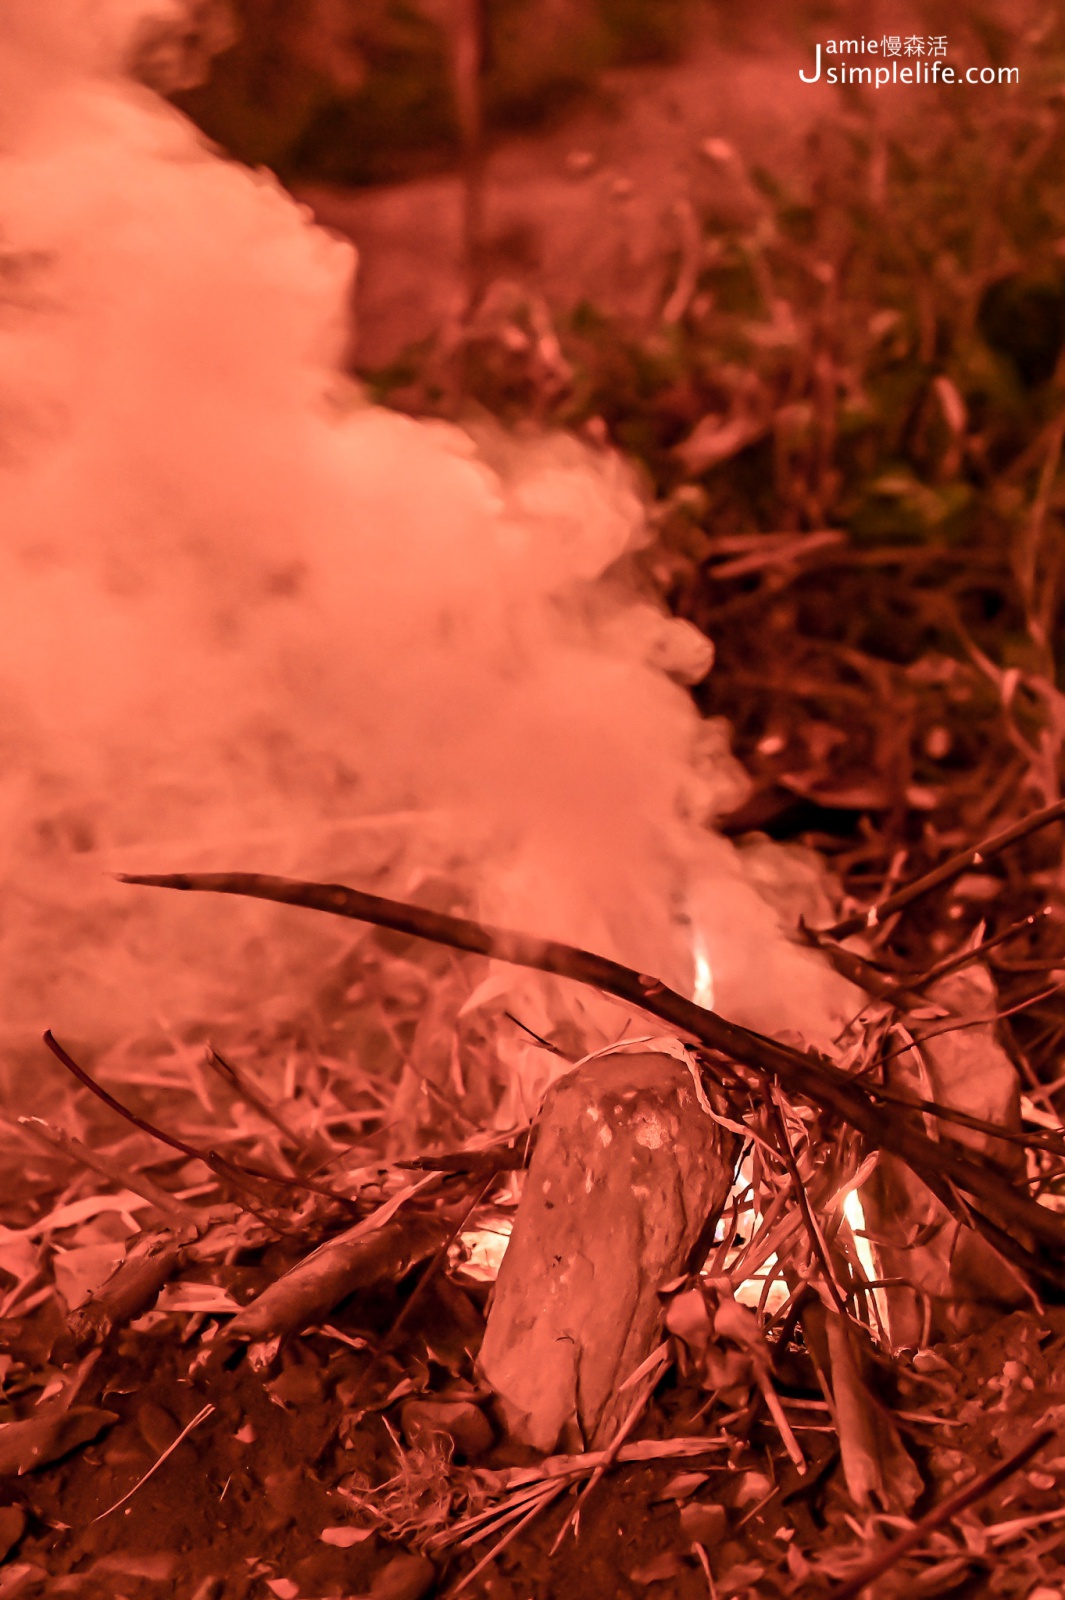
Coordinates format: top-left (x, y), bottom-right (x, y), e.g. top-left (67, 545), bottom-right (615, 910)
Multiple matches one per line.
top-left (3, 5), bottom-right (1065, 1598)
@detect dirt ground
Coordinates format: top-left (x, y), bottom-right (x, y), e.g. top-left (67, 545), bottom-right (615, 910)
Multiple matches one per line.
top-left (297, 0), bottom-right (1023, 370)
top-left (5, 1231), bottom-right (1065, 1599)
top-left (298, 8), bottom-right (849, 368)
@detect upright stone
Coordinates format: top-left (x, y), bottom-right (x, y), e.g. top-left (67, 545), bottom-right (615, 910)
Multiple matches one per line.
top-left (479, 1051), bottom-right (737, 1451)
top-left (862, 966), bottom-right (1028, 1343)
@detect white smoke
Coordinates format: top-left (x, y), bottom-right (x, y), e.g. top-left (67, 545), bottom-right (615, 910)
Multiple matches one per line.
top-left (0, 0), bottom-right (856, 1069)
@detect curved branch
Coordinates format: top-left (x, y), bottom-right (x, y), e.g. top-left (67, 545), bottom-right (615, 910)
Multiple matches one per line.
top-left (118, 870), bottom-right (1065, 1289)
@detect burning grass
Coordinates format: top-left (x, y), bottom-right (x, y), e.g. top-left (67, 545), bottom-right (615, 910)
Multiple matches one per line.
top-left (5, 3), bottom-right (1065, 1597)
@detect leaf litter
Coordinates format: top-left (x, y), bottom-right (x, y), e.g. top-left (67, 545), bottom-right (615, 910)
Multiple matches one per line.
top-left (5, 777), bottom-right (1065, 1599)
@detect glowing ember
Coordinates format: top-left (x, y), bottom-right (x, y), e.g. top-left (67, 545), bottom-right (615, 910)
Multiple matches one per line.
top-left (454, 1218), bottom-right (513, 1284)
top-left (732, 1255), bottom-right (789, 1316)
top-left (843, 1187), bottom-right (874, 1272)
top-left (843, 1185), bottom-right (888, 1329)
top-left (692, 932), bottom-right (715, 1011)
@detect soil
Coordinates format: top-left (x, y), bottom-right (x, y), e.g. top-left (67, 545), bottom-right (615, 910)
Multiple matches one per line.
top-left (5, 1264), bottom-right (1065, 1600)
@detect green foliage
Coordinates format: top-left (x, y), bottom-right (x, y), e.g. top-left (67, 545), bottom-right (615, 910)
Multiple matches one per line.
top-left (371, 23), bottom-right (1065, 608)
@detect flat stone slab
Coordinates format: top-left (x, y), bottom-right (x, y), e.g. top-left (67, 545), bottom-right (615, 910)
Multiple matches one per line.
top-left (478, 1050), bottom-right (736, 1451)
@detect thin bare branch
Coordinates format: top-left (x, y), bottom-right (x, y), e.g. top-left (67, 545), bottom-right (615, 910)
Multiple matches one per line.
top-left (118, 871), bottom-right (1065, 1288)
top-left (18, 1115), bottom-right (201, 1231)
top-left (826, 1425), bottom-right (1054, 1600)
top-left (819, 798), bottom-right (1065, 940)
top-left (42, 1031), bottom-right (360, 1219)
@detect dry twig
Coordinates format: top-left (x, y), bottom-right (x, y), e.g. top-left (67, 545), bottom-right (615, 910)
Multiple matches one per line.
top-left (17, 1115), bottom-right (201, 1232)
top-left (821, 798), bottom-right (1065, 939)
top-left (825, 1425), bottom-right (1055, 1599)
top-left (43, 1031), bottom-right (360, 1218)
top-left (220, 1185), bottom-right (446, 1349)
top-left (118, 872), bottom-right (1065, 1291)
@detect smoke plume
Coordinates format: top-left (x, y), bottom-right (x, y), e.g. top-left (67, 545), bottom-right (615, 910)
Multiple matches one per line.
top-left (0, 0), bottom-right (855, 1081)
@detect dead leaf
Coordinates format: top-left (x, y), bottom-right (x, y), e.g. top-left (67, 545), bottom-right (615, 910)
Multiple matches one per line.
top-left (155, 1283), bottom-right (242, 1315)
top-left (368, 1552), bottom-right (436, 1600)
top-left (629, 1550), bottom-right (683, 1585)
top-left (679, 1501), bottom-right (728, 1546)
top-left (320, 1525), bottom-right (375, 1547)
top-left (652, 1470), bottom-right (709, 1502)
top-left (665, 1288), bottom-right (712, 1356)
top-left (733, 1471), bottom-right (772, 1506)
top-left (0, 1230), bottom-right (37, 1285)
top-left (53, 1242), bottom-right (127, 1310)
top-left (0, 1402), bottom-right (118, 1476)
